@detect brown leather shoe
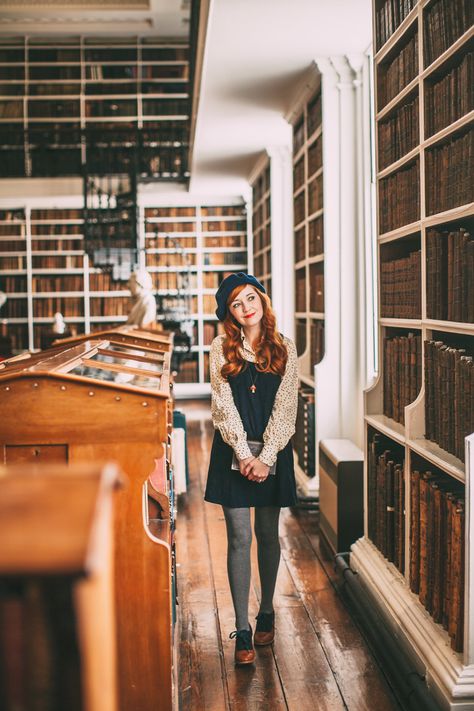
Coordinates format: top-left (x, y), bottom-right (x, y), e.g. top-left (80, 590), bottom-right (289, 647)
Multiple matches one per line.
top-left (254, 611), bottom-right (275, 646)
top-left (229, 625), bottom-right (255, 665)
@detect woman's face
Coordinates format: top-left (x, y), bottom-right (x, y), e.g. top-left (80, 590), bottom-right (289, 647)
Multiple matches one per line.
top-left (228, 285), bottom-right (263, 328)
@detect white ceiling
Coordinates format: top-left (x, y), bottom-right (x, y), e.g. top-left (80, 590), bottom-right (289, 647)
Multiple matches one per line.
top-left (0, 0), bottom-right (190, 37)
top-left (190, 0), bottom-right (372, 196)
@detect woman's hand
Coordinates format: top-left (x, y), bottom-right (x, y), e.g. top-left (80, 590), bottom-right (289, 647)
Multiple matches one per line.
top-left (239, 456), bottom-right (256, 476)
top-left (243, 458), bottom-right (270, 483)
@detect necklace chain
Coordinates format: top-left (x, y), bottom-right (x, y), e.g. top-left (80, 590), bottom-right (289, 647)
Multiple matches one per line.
top-left (247, 364), bottom-right (258, 394)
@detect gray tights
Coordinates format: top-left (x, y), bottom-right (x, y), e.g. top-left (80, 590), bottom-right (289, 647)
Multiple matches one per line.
top-left (222, 506), bottom-right (281, 631)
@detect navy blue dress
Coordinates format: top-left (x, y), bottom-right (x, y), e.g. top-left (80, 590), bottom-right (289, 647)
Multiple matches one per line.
top-left (204, 361), bottom-right (297, 508)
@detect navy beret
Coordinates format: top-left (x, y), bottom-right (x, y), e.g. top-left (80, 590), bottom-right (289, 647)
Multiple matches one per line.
top-left (215, 272), bottom-right (266, 321)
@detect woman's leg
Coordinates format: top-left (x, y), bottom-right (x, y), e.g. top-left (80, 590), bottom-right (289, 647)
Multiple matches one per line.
top-left (222, 506), bottom-right (252, 631)
top-left (254, 507), bottom-right (281, 614)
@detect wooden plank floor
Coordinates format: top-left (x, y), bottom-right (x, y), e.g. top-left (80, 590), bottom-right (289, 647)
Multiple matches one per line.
top-left (176, 401), bottom-right (403, 711)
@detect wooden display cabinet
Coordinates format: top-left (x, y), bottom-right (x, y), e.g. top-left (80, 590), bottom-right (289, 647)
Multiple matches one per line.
top-left (0, 338), bottom-right (176, 711)
top-left (0, 462), bottom-right (121, 711)
top-left (54, 324), bottom-right (173, 353)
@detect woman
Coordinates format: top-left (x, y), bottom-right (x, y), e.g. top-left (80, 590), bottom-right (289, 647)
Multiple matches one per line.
top-left (205, 272), bottom-right (298, 665)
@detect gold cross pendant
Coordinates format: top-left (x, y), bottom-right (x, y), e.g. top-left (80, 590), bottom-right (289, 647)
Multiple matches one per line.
top-left (250, 385), bottom-right (257, 393)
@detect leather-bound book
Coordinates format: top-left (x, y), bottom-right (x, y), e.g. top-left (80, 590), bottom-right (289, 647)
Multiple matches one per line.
top-left (443, 492), bottom-right (456, 630)
top-left (376, 450), bottom-right (390, 553)
top-left (419, 471), bottom-right (435, 609)
top-left (385, 459), bottom-right (395, 561)
top-left (368, 433), bottom-right (381, 542)
top-left (395, 463), bottom-right (405, 573)
top-left (410, 469), bottom-right (421, 593)
top-left (431, 480), bottom-right (444, 622)
top-left (424, 340), bottom-right (434, 440)
top-left (449, 498), bottom-right (465, 653)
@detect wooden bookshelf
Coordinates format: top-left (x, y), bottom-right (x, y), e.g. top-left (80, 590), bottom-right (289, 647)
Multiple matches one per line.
top-left (286, 79), bottom-right (325, 491)
top-left (251, 158), bottom-right (272, 297)
top-left (0, 36), bottom-right (190, 179)
top-left (292, 83), bottom-right (324, 382)
top-left (0, 200), bottom-right (248, 393)
top-left (144, 203), bottom-right (248, 387)
top-left (352, 3), bottom-right (474, 708)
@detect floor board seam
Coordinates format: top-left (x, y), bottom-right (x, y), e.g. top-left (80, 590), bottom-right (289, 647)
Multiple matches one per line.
top-left (195, 418), bottom-right (233, 711)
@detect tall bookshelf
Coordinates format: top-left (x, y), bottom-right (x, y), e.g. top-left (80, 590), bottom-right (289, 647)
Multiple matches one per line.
top-left (251, 158), bottom-right (272, 297)
top-left (351, 2), bottom-right (474, 708)
top-left (0, 199), bottom-right (249, 393)
top-left (0, 36), bottom-right (190, 179)
top-left (290, 82), bottom-right (324, 492)
top-left (292, 83), bottom-right (324, 383)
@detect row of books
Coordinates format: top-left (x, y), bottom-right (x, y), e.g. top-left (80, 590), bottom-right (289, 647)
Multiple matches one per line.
top-left (296, 318), bottom-right (307, 357)
top-left (295, 269), bottom-right (306, 312)
top-left (379, 159), bottom-right (420, 233)
top-left (145, 207), bottom-right (195, 218)
top-left (310, 319), bottom-right (324, 367)
top-left (4, 324), bottom-right (28, 353)
top-left (1, 299), bottom-right (27, 318)
top-left (30, 240), bottom-right (83, 251)
top-left (378, 94), bottom-right (419, 170)
top-left (1, 276), bottom-right (27, 292)
top-left (424, 51), bottom-right (473, 138)
top-left (423, 0), bottom-right (473, 67)
top-left (380, 249), bottom-right (421, 318)
top-left (308, 174), bottom-right (323, 215)
top-left (253, 201), bottom-right (270, 228)
top-left (146, 253), bottom-right (198, 268)
top-left (31, 256), bottom-right (84, 269)
top-left (146, 237), bottom-right (196, 250)
top-left (90, 297), bottom-right (130, 317)
top-left (367, 431), bottom-right (405, 574)
top-left (202, 252), bottom-right (247, 266)
top-left (146, 222), bottom-right (196, 233)
top-left (89, 272), bottom-right (131, 291)
top-left (426, 227), bottom-right (474, 323)
top-left (377, 32), bottom-right (418, 110)
top-left (295, 227), bottom-right (305, 263)
top-left (174, 358), bottom-right (199, 384)
top-left (203, 272), bottom-right (233, 289)
top-left (33, 298), bottom-right (84, 318)
top-left (253, 253), bottom-right (269, 278)
top-left (202, 322), bottom-right (219, 346)
top-left (293, 387), bottom-right (315, 477)
top-left (307, 93), bottom-right (322, 139)
top-left (32, 276), bottom-right (84, 292)
top-left (294, 192), bottom-right (305, 226)
top-left (293, 117), bottom-right (305, 156)
top-left (383, 332), bottom-right (422, 424)
top-left (0, 256), bottom-right (25, 270)
top-left (424, 339), bottom-right (474, 462)
top-left (294, 158), bottom-right (305, 192)
top-left (308, 137), bottom-right (323, 177)
top-left (202, 220), bottom-right (246, 233)
top-left (309, 266), bottom-right (324, 313)
top-left (309, 215), bottom-right (324, 257)
top-left (31, 209), bottom-right (83, 220)
top-left (375, 0), bottom-right (417, 50)
top-left (253, 228), bottom-right (271, 254)
top-left (253, 166), bottom-right (270, 204)
top-left (425, 129), bottom-right (473, 216)
top-left (410, 468), bottom-right (465, 652)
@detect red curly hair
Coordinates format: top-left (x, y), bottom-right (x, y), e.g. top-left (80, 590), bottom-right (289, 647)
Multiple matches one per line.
top-left (221, 284), bottom-right (288, 379)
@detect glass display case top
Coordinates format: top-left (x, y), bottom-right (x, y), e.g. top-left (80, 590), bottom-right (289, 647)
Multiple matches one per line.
top-left (68, 363), bottom-right (162, 391)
